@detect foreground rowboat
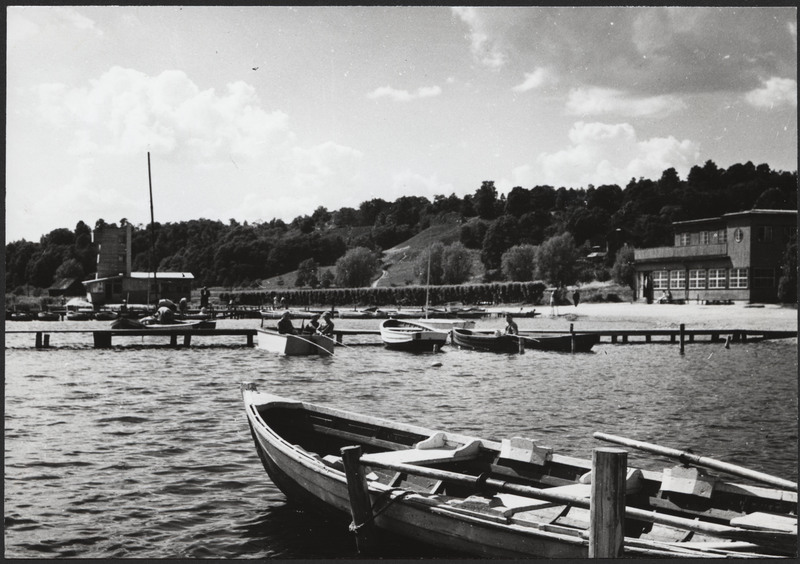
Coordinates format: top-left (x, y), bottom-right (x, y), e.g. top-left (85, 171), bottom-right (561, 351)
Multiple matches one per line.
top-left (256, 329), bottom-right (335, 356)
top-left (241, 383), bottom-right (796, 558)
top-left (379, 319), bottom-right (449, 351)
top-left (452, 328), bottom-right (599, 353)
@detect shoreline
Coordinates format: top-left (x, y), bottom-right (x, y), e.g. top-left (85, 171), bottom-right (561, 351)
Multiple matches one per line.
top-left (488, 302), bottom-right (798, 332)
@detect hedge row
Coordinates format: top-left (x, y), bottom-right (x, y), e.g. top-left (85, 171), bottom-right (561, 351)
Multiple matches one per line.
top-left (220, 281), bottom-right (548, 308)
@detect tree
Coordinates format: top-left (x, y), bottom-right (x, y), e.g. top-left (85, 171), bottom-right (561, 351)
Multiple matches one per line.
top-left (534, 232), bottom-right (579, 286)
top-left (473, 181), bottom-right (498, 220)
top-left (501, 244), bottom-right (537, 281)
top-left (335, 247), bottom-right (379, 288)
top-left (295, 258), bottom-right (319, 287)
top-left (414, 242), bottom-right (445, 285)
top-left (55, 258), bottom-right (85, 280)
top-left (481, 215), bottom-right (519, 270)
top-left (441, 242), bottom-right (473, 284)
top-left (611, 245), bottom-right (636, 290)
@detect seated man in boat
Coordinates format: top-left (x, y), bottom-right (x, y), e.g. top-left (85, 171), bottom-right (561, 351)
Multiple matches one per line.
top-left (277, 311), bottom-right (296, 334)
top-left (504, 313), bottom-right (518, 335)
top-left (318, 312), bottom-right (335, 337)
top-left (156, 305), bottom-right (175, 324)
top-left (303, 314), bottom-right (321, 334)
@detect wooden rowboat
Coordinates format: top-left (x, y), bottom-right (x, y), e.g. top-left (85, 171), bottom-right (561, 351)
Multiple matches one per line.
top-left (256, 328), bottom-right (335, 356)
top-left (452, 328), bottom-right (599, 353)
top-left (241, 384), bottom-right (797, 558)
top-left (379, 319), bottom-right (449, 352)
top-left (109, 317), bottom-right (215, 330)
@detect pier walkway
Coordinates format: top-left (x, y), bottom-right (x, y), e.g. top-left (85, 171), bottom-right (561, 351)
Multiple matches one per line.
top-left (5, 326), bottom-right (795, 349)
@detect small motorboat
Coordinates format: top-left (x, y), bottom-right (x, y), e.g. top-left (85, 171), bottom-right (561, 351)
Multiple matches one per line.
top-left (452, 328), bottom-right (599, 353)
top-left (241, 384), bottom-right (797, 559)
top-left (94, 310), bottom-right (119, 321)
top-left (256, 328), bottom-right (335, 356)
top-left (379, 318), bottom-right (449, 352)
top-left (36, 311), bottom-right (61, 321)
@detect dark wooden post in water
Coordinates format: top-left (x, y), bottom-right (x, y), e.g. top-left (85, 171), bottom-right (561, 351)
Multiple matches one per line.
top-left (679, 323), bottom-right (685, 355)
top-left (570, 323), bottom-right (575, 353)
top-left (341, 446), bottom-right (377, 555)
top-left (589, 447), bottom-right (627, 558)
top-left (35, 332), bottom-right (42, 349)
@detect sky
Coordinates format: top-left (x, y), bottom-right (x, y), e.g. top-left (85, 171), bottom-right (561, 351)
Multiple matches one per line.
top-left (5, 5), bottom-right (797, 243)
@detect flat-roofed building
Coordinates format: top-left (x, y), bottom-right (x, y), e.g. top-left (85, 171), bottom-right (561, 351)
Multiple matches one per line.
top-left (82, 224), bottom-right (194, 305)
top-left (633, 209), bottom-right (797, 303)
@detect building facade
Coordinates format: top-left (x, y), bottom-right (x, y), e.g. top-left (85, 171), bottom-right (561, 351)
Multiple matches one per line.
top-left (633, 209), bottom-right (796, 303)
top-left (82, 224), bottom-right (194, 306)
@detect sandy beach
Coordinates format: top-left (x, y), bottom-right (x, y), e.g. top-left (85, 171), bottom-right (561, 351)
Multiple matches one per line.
top-left (493, 302), bottom-right (798, 332)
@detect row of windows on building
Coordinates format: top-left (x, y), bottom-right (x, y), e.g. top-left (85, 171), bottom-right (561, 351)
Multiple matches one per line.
top-left (676, 226), bottom-right (796, 247)
top-left (651, 268), bottom-right (777, 290)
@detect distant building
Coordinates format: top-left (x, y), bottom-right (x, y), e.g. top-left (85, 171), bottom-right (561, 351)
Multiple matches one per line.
top-left (633, 209), bottom-right (796, 303)
top-left (47, 277), bottom-right (85, 297)
top-left (82, 224), bottom-right (194, 305)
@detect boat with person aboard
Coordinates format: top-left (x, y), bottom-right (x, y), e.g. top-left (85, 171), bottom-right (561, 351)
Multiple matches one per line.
top-left (256, 328), bottom-right (335, 356)
top-left (241, 383), bottom-right (797, 559)
top-left (451, 328), bottom-right (599, 353)
top-left (379, 318), bottom-right (449, 352)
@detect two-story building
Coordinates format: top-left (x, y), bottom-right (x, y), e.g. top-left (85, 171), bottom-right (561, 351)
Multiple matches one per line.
top-left (633, 209), bottom-right (796, 303)
top-left (82, 224), bottom-right (194, 306)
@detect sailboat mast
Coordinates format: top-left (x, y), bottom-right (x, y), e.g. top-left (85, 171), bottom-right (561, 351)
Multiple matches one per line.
top-left (147, 152), bottom-right (158, 304)
top-left (425, 247), bottom-right (431, 318)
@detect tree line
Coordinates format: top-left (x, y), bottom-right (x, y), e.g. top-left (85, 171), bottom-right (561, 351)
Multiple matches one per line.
top-left (5, 160), bottom-right (797, 298)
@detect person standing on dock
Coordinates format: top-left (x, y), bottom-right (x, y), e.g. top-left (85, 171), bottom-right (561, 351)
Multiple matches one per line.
top-left (572, 289), bottom-right (580, 307)
top-left (549, 290), bottom-right (558, 317)
top-left (318, 312), bottom-right (335, 337)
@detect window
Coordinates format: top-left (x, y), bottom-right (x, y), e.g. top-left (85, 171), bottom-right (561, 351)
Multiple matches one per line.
top-left (752, 269), bottom-right (775, 289)
top-left (678, 233), bottom-right (691, 246)
top-left (699, 231), bottom-right (710, 245)
top-left (708, 269), bottom-right (727, 289)
top-left (729, 268), bottom-right (748, 289)
top-left (756, 226), bottom-right (773, 243)
top-left (669, 270), bottom-right (686, 289)
top-left (652, 270), bottom-right (668, 290)
top-left (688, 269), bottom-right (706, 289)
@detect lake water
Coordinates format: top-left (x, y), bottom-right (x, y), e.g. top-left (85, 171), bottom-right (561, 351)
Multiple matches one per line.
top-left (4, 317), bottom-right (798, 558)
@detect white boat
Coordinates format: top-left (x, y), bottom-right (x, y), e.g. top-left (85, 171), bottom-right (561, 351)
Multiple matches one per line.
top-left (379, 319), bottom-right (449, 352)
top-left (256, 329), bottom-right (335, 356)
top-left (407, 317), bottom-right (475, 331)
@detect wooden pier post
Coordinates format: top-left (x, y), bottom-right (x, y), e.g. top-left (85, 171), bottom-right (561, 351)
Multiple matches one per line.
top-left (570, 323), bottom-right (575, 353)
top-left (93, 332), bottom-right (112, 348)
top-left (247, 333), bottom-right (254, 347)
top-left (589, 447), bottom-right (627, 558)
top-left (170, 335), bottom-right (178, 347)
top-left (340, 446), bottom-right (377, 555)
top-left (35, 332), bottom-right (42, 349)
top-left (679, 323), bottom-right (685, 355)
top-left (183, 334), bottom-right (191, 347)
top-left (43, 334), bottom-right (50, 348)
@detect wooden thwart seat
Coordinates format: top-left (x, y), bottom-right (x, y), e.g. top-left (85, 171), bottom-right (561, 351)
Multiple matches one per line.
top-left (360, 435), bottom-right (481, 467)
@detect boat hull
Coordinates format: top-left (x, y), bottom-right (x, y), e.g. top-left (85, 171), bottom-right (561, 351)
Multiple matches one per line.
top-left (256, 329), bottom-right (335, 356)
top-left (452, 329), bottom-right (599, 353)
top-left (379, 319), bottom-right (449, 351)
top-left (241, 385), bottom-right (797, 559)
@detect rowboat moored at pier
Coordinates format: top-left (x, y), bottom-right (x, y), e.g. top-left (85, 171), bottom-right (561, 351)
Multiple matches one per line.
top-left (452, 328), bottom-right (599, 353)
top-left (241, 384), bottom-right (797, 558)
top-left (379, 319), bottom-right (449, 351)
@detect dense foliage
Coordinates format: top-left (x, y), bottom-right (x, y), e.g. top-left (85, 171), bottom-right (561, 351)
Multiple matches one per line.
top-left (5, 160), bottom-right (796, 295)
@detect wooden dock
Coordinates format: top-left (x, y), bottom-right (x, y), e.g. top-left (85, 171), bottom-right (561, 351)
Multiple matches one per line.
top-left (5, 326), bottom-right (795, 349)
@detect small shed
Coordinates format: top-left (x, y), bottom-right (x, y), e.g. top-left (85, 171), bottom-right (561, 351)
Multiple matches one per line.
top-left (48, 278), bottom-right (85, 297)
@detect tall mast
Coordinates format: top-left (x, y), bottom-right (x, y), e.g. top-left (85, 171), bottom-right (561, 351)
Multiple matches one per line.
top-left (425, 246), bottom-right (431, 318)
top-left (147, 152), bottom-right (158, 304)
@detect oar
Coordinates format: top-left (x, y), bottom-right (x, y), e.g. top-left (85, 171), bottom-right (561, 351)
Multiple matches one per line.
top-left (358, 457), bottom-right (796, 553)
top-left (593, 432), bottom-right (797, 492)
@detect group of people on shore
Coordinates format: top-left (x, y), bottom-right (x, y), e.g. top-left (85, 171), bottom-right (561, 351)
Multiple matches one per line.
top-left (277, 311), bottom-right (334, 337)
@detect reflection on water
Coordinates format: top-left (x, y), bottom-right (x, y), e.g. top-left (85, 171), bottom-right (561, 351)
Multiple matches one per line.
top-left (4, 319), bottom-right (797, 558)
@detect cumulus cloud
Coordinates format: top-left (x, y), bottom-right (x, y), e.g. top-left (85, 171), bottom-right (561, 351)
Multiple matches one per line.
top-left (8, 6), bottom-right (102, 46)
top-left (367, 85), bottom-right (442, 102)
top-left (745, 77), bottom-right (797, 109)
top-left (452, 7), bottom-right (508, 69)
top-left (511, 121), bottom-right (700, 187)
top-left (566, 87), bottom-right (687, 118)
top-left (512, 68), bottom-right (553, 92)
top-left (37, 66), bottom-right (291, 160)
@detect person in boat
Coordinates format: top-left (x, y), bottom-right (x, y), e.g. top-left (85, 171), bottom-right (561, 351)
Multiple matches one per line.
top-left (318, 312), bottom-right (334, 337)
top-left (277, 311), bottom-right (296, 334)
top-left (303, 314), bottom-right (321, 334)
top-left (156, 305), bottom-right (175, 324)
top-left (504, 313), bottom-right (518, 335)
